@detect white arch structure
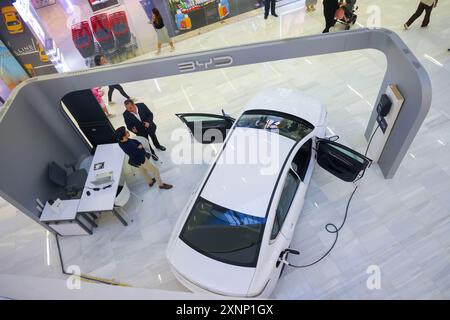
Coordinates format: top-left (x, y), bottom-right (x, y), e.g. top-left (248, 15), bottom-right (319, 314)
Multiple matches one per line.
top-left (0, 28), bottom-right (432, 226)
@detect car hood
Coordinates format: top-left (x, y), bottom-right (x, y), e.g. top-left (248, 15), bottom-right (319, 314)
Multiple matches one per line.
top-left (168, 238), bottom-right (256, 297)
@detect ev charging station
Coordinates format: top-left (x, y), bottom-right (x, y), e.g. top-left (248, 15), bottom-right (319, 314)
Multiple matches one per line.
top-left (0, 28), bottom-right (432, 230)
top-left (366, 84), bottom-right (406, 162)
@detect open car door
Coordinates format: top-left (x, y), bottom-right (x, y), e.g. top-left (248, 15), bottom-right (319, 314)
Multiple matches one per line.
top-left (316, 139), bottom-right (372, 182)
top-left (175, 113), bottom-right (235, 144)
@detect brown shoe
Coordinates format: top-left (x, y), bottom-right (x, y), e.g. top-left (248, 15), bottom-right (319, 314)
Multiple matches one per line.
top-left (148, 178), bottom-right (156, 187)
top-left (159, 183), bottom-right (173, 190)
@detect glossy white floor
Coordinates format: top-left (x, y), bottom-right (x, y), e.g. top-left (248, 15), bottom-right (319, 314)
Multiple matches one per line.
top-left (1, 0), bottom-right (450, 299)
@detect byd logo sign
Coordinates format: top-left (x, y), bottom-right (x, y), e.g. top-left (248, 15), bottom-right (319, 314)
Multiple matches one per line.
top-left (178, 56), bottom-right (234, 73)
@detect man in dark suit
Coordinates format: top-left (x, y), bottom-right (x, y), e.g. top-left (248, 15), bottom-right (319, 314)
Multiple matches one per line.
top-left (264, 0), bottom-right (278, 19)
top-left (114, 126), bottom-right (172, 190)
top-left (123, 99), bottom-right (166, 160)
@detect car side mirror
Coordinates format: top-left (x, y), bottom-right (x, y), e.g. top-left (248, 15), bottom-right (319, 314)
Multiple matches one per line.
top-left (324, 134), bottom-right (339, 142)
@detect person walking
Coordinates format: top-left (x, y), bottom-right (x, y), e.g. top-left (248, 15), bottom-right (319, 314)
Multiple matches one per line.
top-left (151, 8), bottom-right (175, 54)
top-left (264, 0), bottom-right (278, 19)
top-left (94, 54), bottom-right (134, 105)
top-left (114, 127), bottom-right (172, 190)
top-left (322, 0), bottom-right (339, 33)
top-left (404, 0), bottom-right (438, 30)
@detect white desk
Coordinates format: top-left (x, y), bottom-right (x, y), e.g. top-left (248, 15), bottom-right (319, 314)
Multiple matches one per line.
top-left (40, 200), bottom-right (93, 236)
top-left (77, 143), bottom-right (127, 225)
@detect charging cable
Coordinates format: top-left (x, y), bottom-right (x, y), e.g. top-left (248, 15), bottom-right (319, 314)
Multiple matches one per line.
top-left (283, 126), bottom-right (378, 269)
top-left (365, 124), bottom-right (380, 157)
top-left (283, 184), bottom-right (358, 268)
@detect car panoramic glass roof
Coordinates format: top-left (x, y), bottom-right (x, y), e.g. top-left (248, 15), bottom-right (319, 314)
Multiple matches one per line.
top-left (180, 197), bottom-right (266, 268)
top-left (236, 110), bottom-right (314, 142)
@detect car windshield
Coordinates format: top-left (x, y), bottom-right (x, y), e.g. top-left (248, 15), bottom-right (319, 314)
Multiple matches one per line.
top-left (180, 197), bottom-right (266, 268)
top-left (7, 21), bottom-right (19, 26)
top-left (236, 110), bottom-right (314, 142)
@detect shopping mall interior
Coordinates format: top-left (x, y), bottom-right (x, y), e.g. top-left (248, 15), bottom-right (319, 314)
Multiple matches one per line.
top-left (0, 0), bottom-right (449, 300)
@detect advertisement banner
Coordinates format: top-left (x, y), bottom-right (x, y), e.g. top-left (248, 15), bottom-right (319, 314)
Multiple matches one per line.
top-left (166, 0), bottom-right (263, 34)
top-left (14, 0), bottom-right (68, 72)
top-left (0, 39), bottom-right (29, 107)
top-left (0, 79), bottom-right (9, 107)
top-left (0, 0), bottom-right (57, 76)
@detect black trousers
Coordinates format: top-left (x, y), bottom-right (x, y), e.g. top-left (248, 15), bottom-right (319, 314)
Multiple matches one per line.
top-left (405, 2), bottom-right (433, 27)
top-left (323, 1), bottom-right (338, 33)
top-left (138, 124), bottom-right (162, 153)
top-left (108, 84), bottom-right (130, 102)
top-left (264, 0), bottom-right (276, 16)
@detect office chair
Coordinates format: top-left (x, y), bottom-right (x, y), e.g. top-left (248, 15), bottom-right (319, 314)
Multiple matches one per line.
top-left (114, 181), bottom-right (143, 219)
top-left (48, 161), bottom-right (88, 198)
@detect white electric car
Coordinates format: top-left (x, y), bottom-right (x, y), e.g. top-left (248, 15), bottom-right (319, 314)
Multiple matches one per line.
top-left (167, 88), bottom-right (371, 298)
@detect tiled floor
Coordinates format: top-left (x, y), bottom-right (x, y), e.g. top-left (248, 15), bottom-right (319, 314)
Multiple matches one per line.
top-left (1, 0), bottom-right (450, 299)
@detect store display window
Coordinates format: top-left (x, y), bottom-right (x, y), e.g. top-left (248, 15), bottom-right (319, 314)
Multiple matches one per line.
top-left (167, 0), bottom-right (263, 34)
top-left (88, 0), bottom-right (120, 13)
